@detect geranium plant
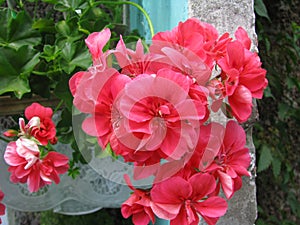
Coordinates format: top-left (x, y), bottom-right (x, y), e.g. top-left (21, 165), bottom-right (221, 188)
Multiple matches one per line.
top-left (68, 18), bottom-right (267, 225)
top-left (0, 1), bottom-right (267, 225)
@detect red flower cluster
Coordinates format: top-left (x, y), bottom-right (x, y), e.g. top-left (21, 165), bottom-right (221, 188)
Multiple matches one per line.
top-left (0, 189), bottom-right (5, 224)
top-left (3, 103), bottom-right (69, 193)
top-left (70, 18), bottom-right (267, 225)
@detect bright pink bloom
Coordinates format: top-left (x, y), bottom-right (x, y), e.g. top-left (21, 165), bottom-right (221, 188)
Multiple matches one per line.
top-left (234, 27), bottom-right (251, 50)
top-left (24, 103), bottom-right (57, 145)
top-left (121, 175), bottom-right (155, 225)
top-left (151, 18), bottom-right (231, 69)
top-left (4, 138), bottom-right (69, 192)
top-left (112, 69), bottom-right (206, 168)
top-left (78, 70), bottom-right (131, 148)
top-left (215, 41), bottom-right (267, 122)
top-left (69, 71), bottom-right (87, 96)
top-left (204, 121), bottom-right (251, 199)
top-left (85, 28), bottom-right (111, 68)
top-left (114, 36), bottom-right (162, 76)
top-left (0, 189), bottom-right (5, 224)
top-left (150, 173), bottom-right (227, 225)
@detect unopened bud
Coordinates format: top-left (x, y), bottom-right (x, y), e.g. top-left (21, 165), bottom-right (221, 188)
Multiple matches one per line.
top-left (3, 129), bottom-right (18, 137)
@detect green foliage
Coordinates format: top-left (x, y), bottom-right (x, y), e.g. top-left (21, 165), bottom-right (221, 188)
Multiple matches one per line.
top-left (254, 0), bottom-right (300, 224)
top-left (40, 208), bottom-right (134, 225)
top-left (254, 0), bottom-right (271, 22)
top-left (0, 0), bottom-right (143, 177)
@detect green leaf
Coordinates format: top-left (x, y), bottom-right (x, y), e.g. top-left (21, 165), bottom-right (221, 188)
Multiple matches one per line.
top-left (257, 145), bottom-right (273, 172)
top-left (32, 18), bottom-right (56, 33)
top-left (278, 103), bottom-right (289, 121)
top-left (0, 46), bottom-right (40, 98)
top-left (271, 157), bottom-right (281, 177)
top-left (0, 8), bottom-right (41, 49)
top-left (60, 41), bottom-right (91, 74)
top-left (53, 0), bottom-right (88, 12)
top-left (54, 75), bottom-right (73, 110)
top-left (254, 0), bottom-right (271, 22)
top-left (55, 19), bottom-right (83, 44)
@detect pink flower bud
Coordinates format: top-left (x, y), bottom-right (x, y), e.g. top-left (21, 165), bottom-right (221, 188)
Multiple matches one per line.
top-left (3, 129), bottom-right (18, 137)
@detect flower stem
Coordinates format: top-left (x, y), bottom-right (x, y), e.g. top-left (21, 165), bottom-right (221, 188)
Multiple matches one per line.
top-left (54, 99), bottom-right (64, 114)
top-left (92, 0), bottom-right (155, 37)
top-left (0, 136), bottom-right (10, 143)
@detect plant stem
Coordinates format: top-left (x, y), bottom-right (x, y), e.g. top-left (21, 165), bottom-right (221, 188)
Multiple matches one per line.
top-left (0, 136), bottom-right (10, 143)
top-left (93, 0), bottom-right (155, 37)
top-left (54, 99), bottom-right (64, 114)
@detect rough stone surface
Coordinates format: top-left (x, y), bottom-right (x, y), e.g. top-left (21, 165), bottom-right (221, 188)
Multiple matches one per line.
top-left (188, 0), bottom-right (257, 224)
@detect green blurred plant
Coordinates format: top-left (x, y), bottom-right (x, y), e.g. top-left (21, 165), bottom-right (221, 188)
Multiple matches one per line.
top-left (254, 0), bottom-right (300, 224)
top-left (40, 209), bottom-right (133, 225)
top-left (0, 0), bottom-right (146, 177)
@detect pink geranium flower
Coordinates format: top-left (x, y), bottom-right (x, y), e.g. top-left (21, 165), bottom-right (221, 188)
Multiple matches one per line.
top-left (85, 28), bottom-right (111, 68)
top-left (24, 103), bottom-right (57, 145)
top-left (78, 70), bottom-right (131, 148)
top-left (0, 189), bottom-right (5, 224)
top-left (121, 175), bottom-right (155, 225)
top-left (114, 36), bottom-right (163, 76)
top-left (113, 68), bottom-right (207, 167)
top-left (4, 138), bottom-right (69, 192)
top-left (216, 40), bottom-right (267, 122)
top-left (150, 173), bottom-right (227, 225)
top-left (204, 121), bottom-right (251, 199)
top-left (151, 18), bottom-right (231, 69)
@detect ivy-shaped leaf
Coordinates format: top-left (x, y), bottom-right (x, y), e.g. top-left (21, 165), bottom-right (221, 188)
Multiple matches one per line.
top-left (0, 46), bottom-right (40, 98)
top-left (60, 41), bottom-right (91, 74)
top-left (257, 145), bottom-right (273, 172)
top-left (0, 8), bottom-right (41, 49)
top-left (271, 157), bottom-right (281, 177)
top-left (254, 0), bottom-right (271, 22)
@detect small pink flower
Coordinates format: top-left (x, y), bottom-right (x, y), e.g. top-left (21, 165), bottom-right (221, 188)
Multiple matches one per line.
top-left (204, 121), bottom-right (251, 199)
top-left (0, 189), bottom-right (5, 224)
top-left (85, 28), bottom-right (111, 68)
top-left (216, 41), bottom-right (267, 122)
top-left (150, 173), bottom-right (227, 225)
top-left (25, 103), bottom-right (57, 145)
top-left (121, 175), bottom-right (155, 225)
top-left (4, 138), bottom-right (69, 192)
top-left (114, 36), bottom-right (161, 76)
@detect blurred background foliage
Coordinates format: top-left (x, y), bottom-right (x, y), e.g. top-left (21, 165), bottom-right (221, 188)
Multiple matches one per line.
top-left (254, 0), bottom-right (300, 224)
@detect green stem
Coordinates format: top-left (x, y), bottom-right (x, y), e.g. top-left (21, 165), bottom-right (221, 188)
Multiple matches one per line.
top-left (54, 99), bottom-right (64, 114)
top-left (0, 136), bottom-right (10, 143)
top-left (32, 69), bottom-right (62, 76)
top-left (92, 0), bottom-right (155, 38)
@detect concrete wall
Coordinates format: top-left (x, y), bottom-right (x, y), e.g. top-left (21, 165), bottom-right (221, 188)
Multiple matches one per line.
top-left (188, 1), bottom-right (257, 224)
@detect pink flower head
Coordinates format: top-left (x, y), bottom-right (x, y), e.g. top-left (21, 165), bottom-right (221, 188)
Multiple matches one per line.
top-left (151, 18), bottom-right (231, 69)
top-left (85, 28), bottom-right (111, 68)
top-left (234, 27), bottom-right (251, 50)
top-left (204, 121), bottom-right (251, 199)
top-left (39, 151), bottom-right (69, 186)
top-left (215, 40), bottom-right (267, 122)
top-left (121, 175), bottom-right (155, 225)
top-left (0, 189), bottom-right (5, 224)
top-left (114, 36), bottom-right (162, 76)
top-left (150, 173), bottom-right (227, 225)
top-left (4, 138), bottom-right (69, 192)
top-left (69, 71), bottom-right (87, 96)
top-left (24, 103), bottom-right (57, 145)
top-left (78, 69), bottom-right (131, 149)
top-left (112, 68), bottom-right (207, 169)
